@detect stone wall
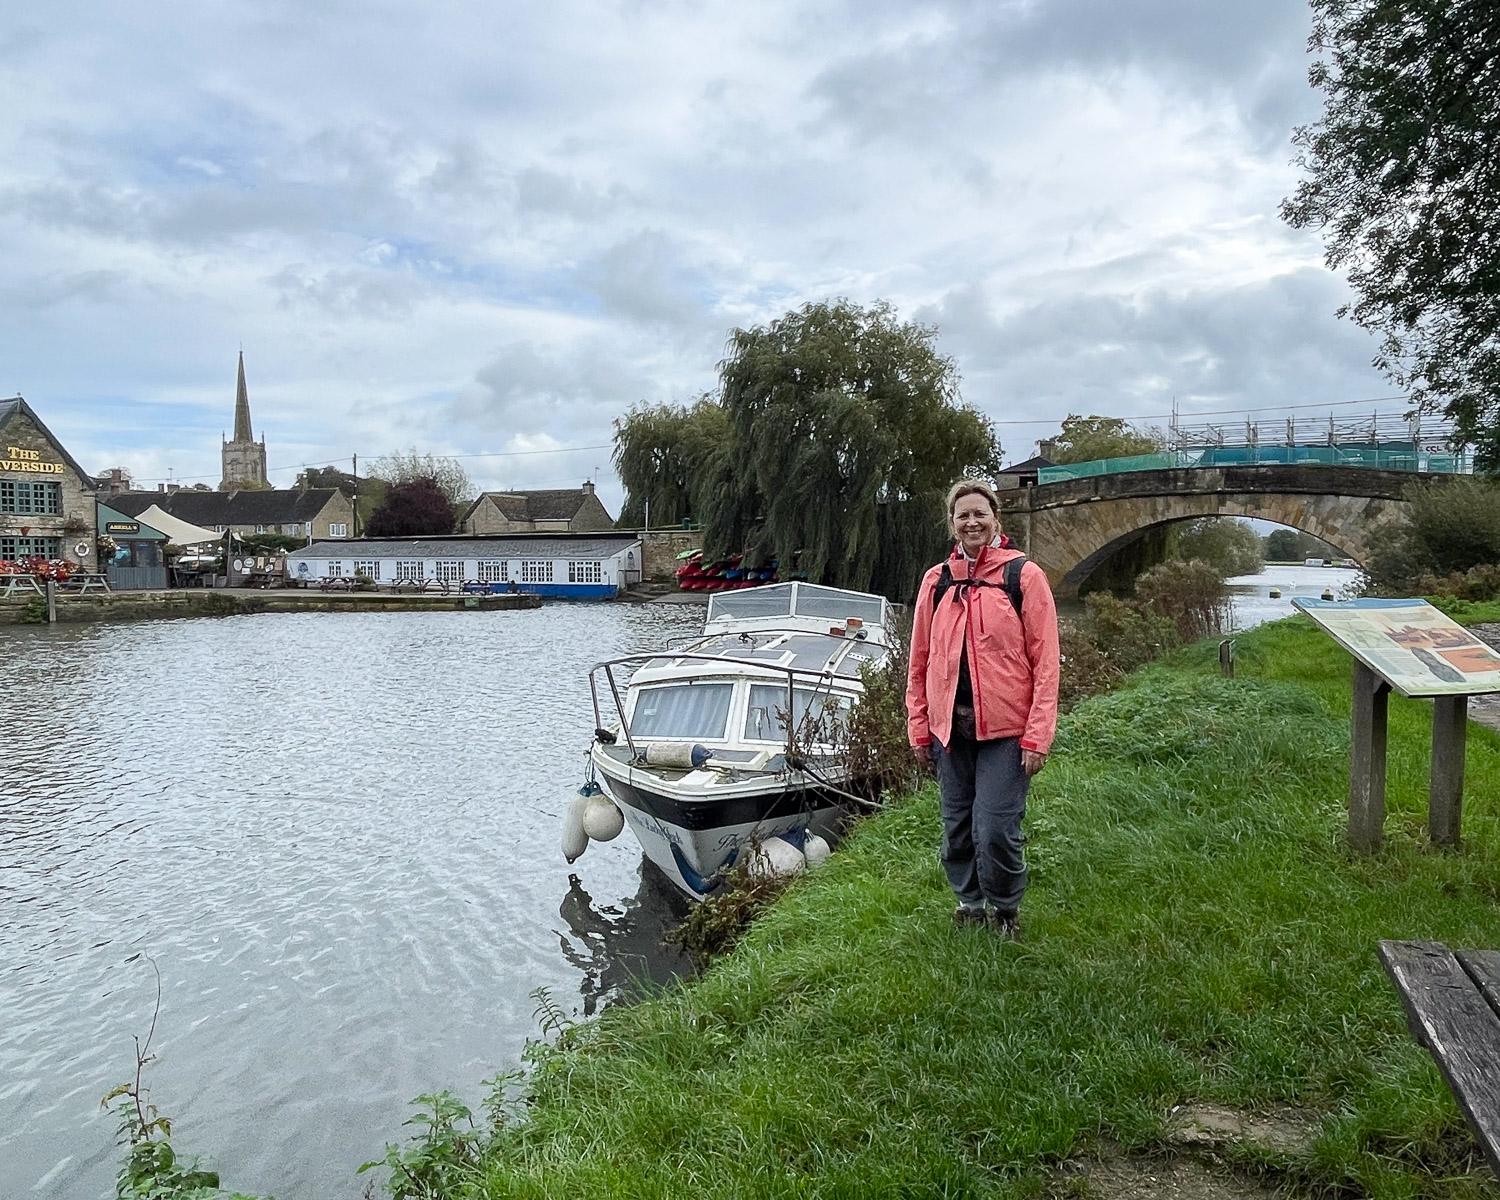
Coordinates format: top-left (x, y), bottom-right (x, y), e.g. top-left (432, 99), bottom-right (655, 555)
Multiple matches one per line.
top-left (639, 529), bottom-right (702, 580)
top-left (1, 408), bottom-right (98, 568)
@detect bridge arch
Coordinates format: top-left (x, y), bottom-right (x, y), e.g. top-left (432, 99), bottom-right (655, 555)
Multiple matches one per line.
top-left (996, 465), bottom-right (1414, 599)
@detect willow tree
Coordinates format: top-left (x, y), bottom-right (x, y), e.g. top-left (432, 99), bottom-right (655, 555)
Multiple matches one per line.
top-left (708, 299), bottom-right (999, 600)
top-left (612, 397), bottom-right (729, 528)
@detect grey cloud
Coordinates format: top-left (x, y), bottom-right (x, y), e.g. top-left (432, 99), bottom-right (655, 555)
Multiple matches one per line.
top-left (920, 269), bottom-right (1387, 427)
top-left (0, 270), bottom-right (130, 309)
top-left (267, 264), bottom-right (423, 317)
top-left (514, 168), bottom-right (630, 221)
top-left (584, 230), bottom-right (714, 330)
top-left (458, 340), bottom-right (658, 437)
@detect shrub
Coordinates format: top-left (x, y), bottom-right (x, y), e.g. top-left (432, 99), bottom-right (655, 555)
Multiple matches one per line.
top-left (1135, 558), bottom-right (1231, 641)
top-left (843, 621), bottom-right (920, 801)
top-left (1366, 474), bottom-right (1500, 591)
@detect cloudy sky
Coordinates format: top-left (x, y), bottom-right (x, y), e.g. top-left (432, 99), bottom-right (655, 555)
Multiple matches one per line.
top-left (0, 0), bottom-right (1396, 512)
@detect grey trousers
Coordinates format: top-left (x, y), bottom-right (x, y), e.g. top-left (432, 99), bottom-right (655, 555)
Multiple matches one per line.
top-left (935, 735), bottom-right (1029, 914)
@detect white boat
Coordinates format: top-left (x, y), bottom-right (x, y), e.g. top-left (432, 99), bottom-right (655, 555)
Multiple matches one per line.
top-left (574, 582), bottom-right (893, 899)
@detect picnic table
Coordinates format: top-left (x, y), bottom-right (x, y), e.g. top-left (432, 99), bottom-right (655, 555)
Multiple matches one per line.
top-left (0, 574), bottom-right (45, 598)
top-left (60, 573), bottom-right (111, 594)
top-left (319, 576), bottom-right (355, 592)
top-left (1379, 939), bottom-right (1500, 1178)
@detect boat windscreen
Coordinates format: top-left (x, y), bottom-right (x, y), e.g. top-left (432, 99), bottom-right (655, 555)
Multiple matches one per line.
top-left (707, 584), bottom-right (793, 621)
top-left (742, 684), bottom-right (846, 742)
top-left (793, 584), bottom-right (886, 625)
top-left (630, 682), bottom-right (735, 740)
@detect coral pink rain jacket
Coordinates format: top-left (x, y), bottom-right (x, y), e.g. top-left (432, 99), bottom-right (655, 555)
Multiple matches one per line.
top-left (906, 542), bottom-right (1061, 755)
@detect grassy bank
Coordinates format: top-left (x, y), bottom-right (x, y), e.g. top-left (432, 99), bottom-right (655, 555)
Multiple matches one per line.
top-left (392, 611), bottom-right (1500, 1200)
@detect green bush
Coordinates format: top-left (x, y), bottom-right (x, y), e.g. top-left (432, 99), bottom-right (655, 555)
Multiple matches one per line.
top-left (1135, 558), bottom-right (1231, 642)
top-left (1366, 475), bottom-right (1500, 591)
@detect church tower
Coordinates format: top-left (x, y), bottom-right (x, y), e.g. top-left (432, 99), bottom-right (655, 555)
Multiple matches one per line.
top-left (220, 351), bottom-right (268, 490)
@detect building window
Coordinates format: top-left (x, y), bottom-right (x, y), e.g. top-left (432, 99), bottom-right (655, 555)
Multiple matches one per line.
top-left (477, 560), bottom-right (507, 583)
top-left (568, 560), bottom-right (603, 583)
top-left (215, 525), bottom-right (227, 533)
top-left (282, 524), bottom-right (301, 535)
top-left (354, 560), bottom-right (381, 580)
top-left (434, 560), bottom-right (464, 583)
top-left (329, 523), bottom-right (349, 537)
top-left (326, 561), bottom-right (345, 577)
top-left (0, 536), bottom-right (62, 560)
top-left (0, 480), bottom-right (62, 515)
top-left (521, 560), bottom-right (553, 583)
top-left (395, 560), bottom-right (424, 581)
top-left (256, 524), bottom-right (268, 533)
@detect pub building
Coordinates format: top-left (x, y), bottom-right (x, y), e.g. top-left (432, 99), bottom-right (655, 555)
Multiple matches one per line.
top-left (0, 397), bottom-right (99, 568)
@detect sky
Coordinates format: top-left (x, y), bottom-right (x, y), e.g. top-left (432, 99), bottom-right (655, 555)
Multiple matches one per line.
top-left (0, 0), bottom-right (1399, 515)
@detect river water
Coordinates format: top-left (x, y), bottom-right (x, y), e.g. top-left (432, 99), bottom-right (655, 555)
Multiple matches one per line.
top-left (1225, 563), bottom-right (1363, 631)
top-left (0, 604), bottom-right (704, 1200)
top-left (0, 574), bottom-right (1355, 1198)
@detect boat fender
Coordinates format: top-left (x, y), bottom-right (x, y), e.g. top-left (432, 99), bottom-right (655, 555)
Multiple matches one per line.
top-left (803, 833), bottom-right (832, 866)
top-left (582, 793), bottom-right (624, 841)
top-left (1268, 588), bottom-right (1282, 599)
top-left (746, 835), bottom-right (806, 880)
top-left (561, 788), bottom-right (592, 863)
top-left (643, 743), bottom-right (713, 770)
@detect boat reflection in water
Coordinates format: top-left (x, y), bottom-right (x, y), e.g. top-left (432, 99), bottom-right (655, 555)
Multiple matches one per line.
top-left (556, 864), bottom-right (695, 1016)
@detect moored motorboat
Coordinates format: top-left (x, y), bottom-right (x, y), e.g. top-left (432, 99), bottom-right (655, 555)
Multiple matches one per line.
top-left (570, 582), bottom-right (892, 898)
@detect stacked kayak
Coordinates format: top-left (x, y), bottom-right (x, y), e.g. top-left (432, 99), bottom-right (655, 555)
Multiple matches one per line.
top-left (675, 552), bottom-right (780, 591)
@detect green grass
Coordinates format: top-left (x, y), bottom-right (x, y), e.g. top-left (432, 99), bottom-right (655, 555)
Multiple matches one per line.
top-left (430, 613), bottom-right (1500, 1200)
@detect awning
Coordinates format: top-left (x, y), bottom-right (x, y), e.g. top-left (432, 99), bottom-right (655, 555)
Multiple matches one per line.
top-left (133, 504), bottom-right (222, 546)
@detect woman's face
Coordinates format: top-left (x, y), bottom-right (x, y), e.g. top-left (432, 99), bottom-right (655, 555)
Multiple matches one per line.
top-left (951, 492), bottom-right (998, 555)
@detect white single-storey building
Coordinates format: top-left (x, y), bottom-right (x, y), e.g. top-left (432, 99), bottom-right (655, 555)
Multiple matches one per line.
top-left (285, 533), bottom-right (643, 598)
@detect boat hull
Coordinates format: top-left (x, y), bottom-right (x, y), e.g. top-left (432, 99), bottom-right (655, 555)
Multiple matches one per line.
top-left (590, 748), bottom-right (844, 898)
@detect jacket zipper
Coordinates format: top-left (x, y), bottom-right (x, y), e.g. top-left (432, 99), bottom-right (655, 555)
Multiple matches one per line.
top-left (968, 548), bottom-right (985, 739)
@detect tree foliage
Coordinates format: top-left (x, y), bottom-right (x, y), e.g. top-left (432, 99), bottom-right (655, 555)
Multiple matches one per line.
top-left (1165, 518), bottom-right (1264, 577)
top-left (1365, 475), bottom-right (1500, 591)
top-left (1042, 414), bottom-right (1163, 464)
top-left (295, 465), bottom-right (359, 492)
top-left (368, 450), bottom-right (473, 509)
top-left (1283, 0), bottom-right (1500, 462)
top-left (616, 300), bottom-right (1000, 599)
top-left (364, 477), bottom-right (456, 537)
top-left (1264, 528), bottom-right (1341, 563)
top-left (613, 398), bottom-right (728, 529)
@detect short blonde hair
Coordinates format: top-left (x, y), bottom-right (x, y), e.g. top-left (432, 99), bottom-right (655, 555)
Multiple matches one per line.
top-left (945, 479), bottom-right (1000, 522)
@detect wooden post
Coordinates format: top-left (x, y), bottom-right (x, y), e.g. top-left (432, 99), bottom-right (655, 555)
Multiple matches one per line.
top-left (44, 578), bottom-right (57, 624)
top-left (1430, 694), bottom-right (1467, 847)
top-left (1349, 661), bottom-right (1390, 854)
top-left (1219, 638), bottom-right (1235, 678)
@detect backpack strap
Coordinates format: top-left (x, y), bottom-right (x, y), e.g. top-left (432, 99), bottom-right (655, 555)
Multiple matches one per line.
top-left (932, 556), bottom-right (1027, 618)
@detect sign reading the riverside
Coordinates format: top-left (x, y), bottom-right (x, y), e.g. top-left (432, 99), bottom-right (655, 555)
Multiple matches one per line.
top-left (1292, 597), bottom-right (1500, 697)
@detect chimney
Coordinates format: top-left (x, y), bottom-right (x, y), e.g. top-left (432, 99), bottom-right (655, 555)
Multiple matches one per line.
top-left (582, 480), bottom-right (595, 495)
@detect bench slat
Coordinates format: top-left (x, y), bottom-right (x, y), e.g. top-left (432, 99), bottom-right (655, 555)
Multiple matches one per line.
top-left (1458, 950), bottom-right (1500, 1020)
top-left (1379, 940), bottom-right (1500, 1179)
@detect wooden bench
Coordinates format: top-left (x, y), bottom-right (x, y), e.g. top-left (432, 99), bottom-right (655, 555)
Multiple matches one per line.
top-left (1378, 939), bottom-right (1500, 1178)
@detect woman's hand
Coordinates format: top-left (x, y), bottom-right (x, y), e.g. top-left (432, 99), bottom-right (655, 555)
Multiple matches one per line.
top-left (913, 743), bottom-right (933, 769)
top-left (1021, 749), bottom-right (1047, 776)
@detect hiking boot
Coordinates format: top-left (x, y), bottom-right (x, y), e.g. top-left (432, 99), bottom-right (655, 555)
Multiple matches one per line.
top-left (989, 910), bottom-right (1022, 941)
top-left (952, 904), bottom-right (987, 929)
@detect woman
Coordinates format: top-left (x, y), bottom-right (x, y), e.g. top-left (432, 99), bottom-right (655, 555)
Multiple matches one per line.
top-left (906, 480), bottom-right (1060, 939)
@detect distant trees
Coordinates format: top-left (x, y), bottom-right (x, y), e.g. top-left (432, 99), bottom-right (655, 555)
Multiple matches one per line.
top-left (1264, 528), bottom-right (1341, 563)
top-left (613, 299), bottom-right (1000, 598)
top-left (295, 465), bottom-right (359, 492)
top-left (364, 478), bottom-right (456, 537)
top-left (1284, 0), bottom-right (1500, 463)
top-left (1042, 415), bottom-right (1163, 464)
top-left (368, 450), bottom-right (473, 510)
top-left (1165, 518), bottom-right (1264, 577)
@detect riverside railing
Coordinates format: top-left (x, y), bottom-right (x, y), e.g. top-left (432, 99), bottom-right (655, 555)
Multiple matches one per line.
top-left (1037, 444), bottom-right (1473, 484)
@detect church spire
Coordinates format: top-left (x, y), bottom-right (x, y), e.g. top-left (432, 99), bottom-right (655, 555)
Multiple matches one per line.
top-left (233, 351), bottom-right (253, 443)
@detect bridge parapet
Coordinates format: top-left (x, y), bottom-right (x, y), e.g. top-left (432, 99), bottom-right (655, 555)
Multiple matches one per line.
top-left (997, 464), bottom-right (1420, 598)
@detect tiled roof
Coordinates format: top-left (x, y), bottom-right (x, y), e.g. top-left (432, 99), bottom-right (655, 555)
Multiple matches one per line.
top-left (1000, 455), bottom-right (1055, 473)
top-left (293, 534), bottom-right (640, 559)
top-left (481, 489), bottom-right (592, 521)
top-left (109, 489), bottom-right (342, 524)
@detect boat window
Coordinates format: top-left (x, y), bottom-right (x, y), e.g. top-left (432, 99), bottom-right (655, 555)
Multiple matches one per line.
top-left (707, 584), bottom-right (793, 622)
top-left (631, 683), bottom-right (735, 740)
top-left (793, 584), bottom-right (886, 626)
top-left (742, 684), bottom-right (846, 743)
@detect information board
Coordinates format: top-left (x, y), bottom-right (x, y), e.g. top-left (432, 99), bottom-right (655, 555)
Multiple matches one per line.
top-left (1292, 597), bottom-right (1500, 698)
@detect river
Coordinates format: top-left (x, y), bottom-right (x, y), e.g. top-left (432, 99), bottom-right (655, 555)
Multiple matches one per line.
top-left (0, 604), bottom-right (704, 1200)
top-left (1226, 563), bottom-right (1364, 631)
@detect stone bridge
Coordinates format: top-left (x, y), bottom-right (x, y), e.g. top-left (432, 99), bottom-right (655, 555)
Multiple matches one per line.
top-left (996, 464), bottom-right (1419, 598)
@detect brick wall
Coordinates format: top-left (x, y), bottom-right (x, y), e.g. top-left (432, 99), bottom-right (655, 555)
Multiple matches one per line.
top-left (0, 409), bottom-right (97, 567)
top-left (640, 529), bottom-right (702, 580)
